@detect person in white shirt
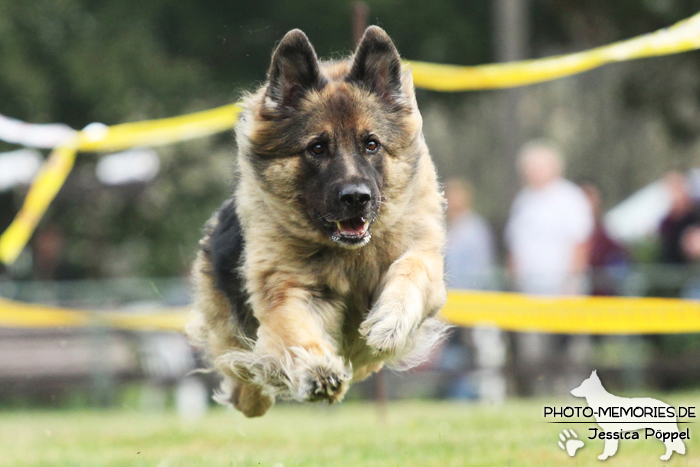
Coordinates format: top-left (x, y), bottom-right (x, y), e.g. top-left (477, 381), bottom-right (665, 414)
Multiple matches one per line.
top-left (504, 140), bottom-right (595, 395)
top-left (505, 140), bottom-right (594, 295)
top-left (444, 178), bottom-right (496, 290)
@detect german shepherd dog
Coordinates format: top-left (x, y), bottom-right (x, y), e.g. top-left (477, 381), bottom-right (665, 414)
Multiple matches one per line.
top-left (187, 26), bottom-right (448, 417)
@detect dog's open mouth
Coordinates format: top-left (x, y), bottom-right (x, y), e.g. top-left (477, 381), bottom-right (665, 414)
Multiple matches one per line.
top-left (335, 217), bottom-right (369, 238)
top-left (330, 217), bottom-right (372, 248)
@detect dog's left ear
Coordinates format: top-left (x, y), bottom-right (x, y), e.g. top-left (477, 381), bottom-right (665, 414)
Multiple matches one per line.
top-left (350, 26), bottom-right (406, 103)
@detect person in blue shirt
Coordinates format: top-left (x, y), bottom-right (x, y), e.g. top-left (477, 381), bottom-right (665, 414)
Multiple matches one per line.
top-left (444, 178), bottom-right (496, 291)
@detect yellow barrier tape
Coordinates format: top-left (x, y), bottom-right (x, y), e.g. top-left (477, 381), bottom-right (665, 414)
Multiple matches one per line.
top-left (0, 103), bottom-right (242, 264)
top-left (2, 12), bottom-right (700, 264)
top-left (408, 11), bottom-right (700, 91)
top-left (0, 142), bottom-right (79, 265)
top-left (77, 102), bottom-right (242, 152)
top-left (0, 298), bottom-right (189, 332)
top-left (1, 291), bottom-right (699, 334)
top-left (442, 291), bottom-right (700, 334)
top-left (0, 297), bottom-right (90, 328)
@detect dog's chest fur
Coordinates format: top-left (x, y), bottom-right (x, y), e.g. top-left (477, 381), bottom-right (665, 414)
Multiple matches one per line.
top-left (206, 199), bottom-right (409, 364)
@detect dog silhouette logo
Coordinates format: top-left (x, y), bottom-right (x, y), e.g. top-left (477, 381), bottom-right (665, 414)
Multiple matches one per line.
top-left (570, 370), bottom-right (686, 461)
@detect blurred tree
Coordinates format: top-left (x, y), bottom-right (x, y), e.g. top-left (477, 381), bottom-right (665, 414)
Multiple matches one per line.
top-left (0, 0), bottom-right (699, 278)
top-left (0, 0), bottom-right (493, 278)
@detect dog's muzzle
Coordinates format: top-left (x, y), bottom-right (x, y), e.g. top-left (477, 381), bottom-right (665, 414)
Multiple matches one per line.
top-left (330, 183), bottom-right (375, 248)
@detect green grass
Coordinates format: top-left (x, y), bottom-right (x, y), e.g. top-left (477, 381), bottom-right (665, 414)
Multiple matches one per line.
top-left (1, 396), bottom-right (699, 467)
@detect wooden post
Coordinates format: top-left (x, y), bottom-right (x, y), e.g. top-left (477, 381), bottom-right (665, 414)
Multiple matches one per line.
top-left (352, 1), bottom-right (369, 46)
top-left (493, 0), bottom-right (529, 200)
top-left (374, 368), bottom-right (387, 423)
top-left (351, 0), bottom-right (388, 421)
top-left (494, 0), bottom-right (529, 397)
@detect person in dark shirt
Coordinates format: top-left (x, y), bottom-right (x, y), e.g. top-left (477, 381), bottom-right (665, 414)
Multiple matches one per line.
top-left (659, 172), bottom-right (700, 264)
top-left (581, 182), bottom-right (629, 296)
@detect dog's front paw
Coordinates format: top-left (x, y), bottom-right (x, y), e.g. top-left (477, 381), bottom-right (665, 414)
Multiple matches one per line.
top-left (290, 347), bottom-right (351, 403)
top-left (359, 306), bottom-right (417, 357)
top-left (360, 282), bottom-right (425, 358)
top-left (300, 368), bottom-right (348, 402)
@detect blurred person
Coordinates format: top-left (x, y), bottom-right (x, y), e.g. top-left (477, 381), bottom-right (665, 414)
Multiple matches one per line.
top-left (32, 225), bottom-right (84, 280)
top-left (33, 225), bottom-right (64, 280)
top-left (581, 182), bottom-right (629, 296)
top-left (659, 171), bottom-right (700, 264)
top-left (505, 140), bottom-right (594, 295)
top-left (444, 178), bottom-right (496, 290)
top-left (441, 178), bottom-right (498, 399)
top-left (681, 226), bottom-right (700, 261)
top-left (504, 140), bottom-right (594, 396)
top-left (678, 226), bottom-right (700, 299)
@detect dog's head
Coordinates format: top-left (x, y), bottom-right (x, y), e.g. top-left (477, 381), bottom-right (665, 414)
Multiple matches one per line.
top-left (241, 27), bottom-right (423, 249)
top-left (570, 370), bottom-right (603, 398)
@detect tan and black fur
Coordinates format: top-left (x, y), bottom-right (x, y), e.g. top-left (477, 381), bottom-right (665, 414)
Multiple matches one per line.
top-left (187, 26), bottom-right (448, 417)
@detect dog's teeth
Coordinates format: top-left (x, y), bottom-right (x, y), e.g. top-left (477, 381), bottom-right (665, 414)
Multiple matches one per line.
top-left (335, 221), bottom-right (342, 231)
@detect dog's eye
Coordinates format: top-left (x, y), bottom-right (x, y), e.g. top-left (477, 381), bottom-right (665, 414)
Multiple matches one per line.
top-left (365, 140), bottom-right (380, 153)
top-left (309, 143), bottom-right (326, 156)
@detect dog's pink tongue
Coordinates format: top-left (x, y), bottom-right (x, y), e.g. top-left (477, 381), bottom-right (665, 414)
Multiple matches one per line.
top-left (339, 218), bottom-right (365, 235)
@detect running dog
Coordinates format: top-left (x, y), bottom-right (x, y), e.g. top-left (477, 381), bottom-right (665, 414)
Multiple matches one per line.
top-left (187, 26), bottom-right (448, 417)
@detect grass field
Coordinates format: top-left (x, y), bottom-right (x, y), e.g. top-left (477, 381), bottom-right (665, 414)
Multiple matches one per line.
top-left (1, 395), bottom-right (699, 467)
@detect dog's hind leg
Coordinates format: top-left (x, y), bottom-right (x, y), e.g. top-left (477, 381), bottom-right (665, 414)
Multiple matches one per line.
top-left (673, 437), bottom-right (686, 456)
top-left (661, 436), bottom-right (686, 460)
top-left (189, 250), bottom-right (277, 417)
top-left (598, 438), bottom-right (618, 460)
top-left (188, 250), bottom-right (250, 356)
top-left (213, 376), bottom-right (274, 418)
top-left (232, 381), bottom-right (274, 418)
top-left (661, 443), bottom-right (672, 461)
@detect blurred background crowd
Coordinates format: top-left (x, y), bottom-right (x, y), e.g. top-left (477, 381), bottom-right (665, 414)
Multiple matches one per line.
top-left (2, 0), bottom-right (700, 413)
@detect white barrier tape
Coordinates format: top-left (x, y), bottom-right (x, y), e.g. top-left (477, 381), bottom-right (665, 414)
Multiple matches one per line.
top-left (0, 114), bottom-right (77, 149)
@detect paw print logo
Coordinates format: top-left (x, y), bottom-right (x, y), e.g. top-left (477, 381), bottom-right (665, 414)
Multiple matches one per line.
top-left (558, 429), bottom-right (584, 457)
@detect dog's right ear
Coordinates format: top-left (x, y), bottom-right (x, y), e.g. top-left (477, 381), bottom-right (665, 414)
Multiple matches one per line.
top-left (265, 29), bottom-right (323, 111)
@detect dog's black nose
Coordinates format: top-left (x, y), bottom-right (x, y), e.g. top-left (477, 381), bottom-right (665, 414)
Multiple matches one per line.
top-left (339, 183), bottom-right (371, 208)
